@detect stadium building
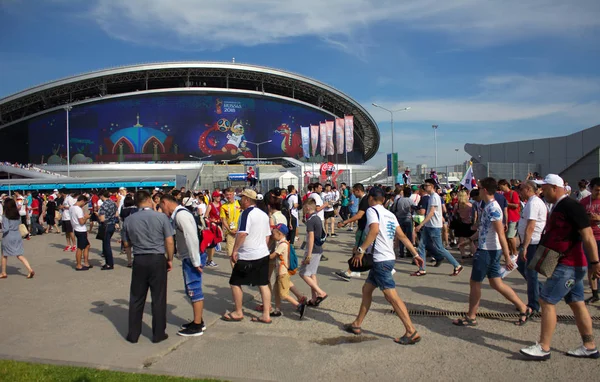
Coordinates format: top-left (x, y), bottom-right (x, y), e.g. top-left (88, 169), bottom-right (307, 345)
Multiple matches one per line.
top-left (0, 62), bottom-right (381, 190)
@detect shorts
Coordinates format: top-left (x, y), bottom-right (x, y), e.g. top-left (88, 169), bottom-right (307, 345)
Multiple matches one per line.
top-left (182, 255), bottom-right (207, 303)
top-left (46, 214), bottom-right (56, 226)
top-left (62, 220), bottom-right (73, 233)
top-left (229, 255), bottom-right (270, 286)
top-left (226, 233), bottom-right (236, 256)
top-left (299, 253), bottom-right (322, 277)
top-left (275, 273), bottom-right (292, 298)
top-left (366, 260), bottom-right (396, 290)
top-left (355, 229), bottom-right (366, 247)
top-left (506, 222), bottom-right (518, 239)
top-left (471, 249), bottom-right (502, 282)
top-left (324, 211), bottom-right (335, 220)
top-left (540, 264), bottom-right (586, 305)
top-left (74, 231), bottom-right (89, 250)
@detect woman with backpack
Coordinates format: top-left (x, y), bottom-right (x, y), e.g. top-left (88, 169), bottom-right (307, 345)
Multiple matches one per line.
top-left (1, 198), bottom-right (35, 279)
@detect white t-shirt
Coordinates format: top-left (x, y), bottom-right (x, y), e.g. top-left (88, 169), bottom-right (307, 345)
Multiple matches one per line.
top-left (479, 200), bottom-right (503, 250)
top-left (197, 203), bottom-right (207, 217)
top-left (576, 189), bottom-right (591, 201)
top-left (409, 193), bottom-right (421, 206)
top-left (237, 206), bottom-right (271, 261)
top-left (365, 204), bottom-right (398, 262)
top-left (287, 194), bottom-right (299, 219)
top-left (322, 191), bottom-right (335, 212)
top-left (425, 193), bottom-right (443, 228)
top-left (309, 193), bottom-right (325, 221)
top-left (518, 195), bottom-right (547, 245)
top-left (70, 205), bottom-right (87, 232)
top-left (97, 199), bottom-right (104, 209)
top-left (0, 201), bottom-right (3, 217)
top-left (62, 195), bottom-right (76, 221)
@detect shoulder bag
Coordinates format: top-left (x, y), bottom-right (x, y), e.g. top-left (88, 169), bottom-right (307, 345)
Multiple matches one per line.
top-left (347, 207), bottom-right (379, 272)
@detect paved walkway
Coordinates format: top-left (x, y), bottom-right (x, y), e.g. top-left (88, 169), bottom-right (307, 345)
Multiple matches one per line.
top-left (0, 228), bottom-right (598, 381)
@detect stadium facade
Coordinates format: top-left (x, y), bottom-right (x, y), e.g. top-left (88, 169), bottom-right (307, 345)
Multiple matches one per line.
top-left (464, 123), bottom-right (600, 185)
top-left (0, 62), bottom-right (379, 165)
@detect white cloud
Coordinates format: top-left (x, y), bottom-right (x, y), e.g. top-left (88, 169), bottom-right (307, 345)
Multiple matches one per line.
top-left (86, 0), bottom-right (600, 50)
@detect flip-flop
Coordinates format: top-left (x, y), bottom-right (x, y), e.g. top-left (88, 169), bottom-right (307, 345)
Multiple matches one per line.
top-left (452, 316), bottom-right (478, 326)
top-left (514, 307), bottom-right (533, 326)
top-left (255, 304), bottom-right (264, 312)
top-left (0, 274), bottom-right (7, 279)
top-left (394, 331), bottom-right (421, 345)
top-left (75, 266), bottom-right (90, 271)
top-left (221, 313), bottom-right (244, 322)
top-left (307, 300), bottom-right (318, 306)
top-left (315, 295), bottom-right (328, 306)
top-left (251, 317), bottom-right (272, 324)
top-left (450, 266), bottom-right (464, 277)
top-left (342, 323), bottom-right (361, 335)
top-left (410, 270), bottom-right (427, 277)
top-left (27, 271), bottom-right (35, 279)
top-left (84, 264), bottom-right (94, 269)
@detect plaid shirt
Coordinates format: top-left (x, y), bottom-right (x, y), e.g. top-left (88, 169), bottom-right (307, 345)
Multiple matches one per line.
top-left (99, 199), bottom-right (119, 225)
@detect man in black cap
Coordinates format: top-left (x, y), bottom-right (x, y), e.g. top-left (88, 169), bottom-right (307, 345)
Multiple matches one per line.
top-left (123, 190), bottom-right (175, 344)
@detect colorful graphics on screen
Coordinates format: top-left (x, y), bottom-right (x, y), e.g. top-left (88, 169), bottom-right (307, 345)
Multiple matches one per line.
top-left (27, 93), bottom-right (339, 164)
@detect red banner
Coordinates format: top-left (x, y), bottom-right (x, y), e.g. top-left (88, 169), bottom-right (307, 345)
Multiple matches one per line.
top-left (319, 122), bottom-right (327, 157)
top-left (335, 118), bottom-right (345, 154)
top-left (344, 115), bottom-right (354, 153)
top-left (326, 120), bottom-right (335, 156)
top-left (310, 124), bottom-right (319, 157)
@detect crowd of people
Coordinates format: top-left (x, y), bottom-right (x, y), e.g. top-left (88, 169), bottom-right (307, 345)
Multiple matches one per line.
top-left (1, 173), bottom-right (599, 359)
top-left (1, 161), bottom-right (65, 177)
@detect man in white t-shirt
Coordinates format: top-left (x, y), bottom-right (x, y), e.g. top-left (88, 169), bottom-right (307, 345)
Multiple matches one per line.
top-left (286, 185), bottom-right (300, 244)
top-left (453, 177), bottom-right (530, 327)
top-left (322, 183), bottom-right (337, 237)
top-left (414, 179), bottom-right (462, 276)
top-left (309, 183), bottom-right (328, 222)
top-left (60, 190), bottom-right (76, 252)
top-left (345, 187), bottom-right (424, 344)
top-left (224, 189), bottom-right (272, 324)
top-left (70, 195), bottom-right (92, 271)
top-left (516, 180), bottom-right (547, 314)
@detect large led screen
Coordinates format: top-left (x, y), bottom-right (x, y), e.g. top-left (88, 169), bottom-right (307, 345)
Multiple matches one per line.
top-left (27, 93), bottom-right (359, 164)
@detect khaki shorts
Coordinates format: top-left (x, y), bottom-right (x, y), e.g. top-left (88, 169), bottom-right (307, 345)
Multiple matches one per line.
top-left (506, 222), bottom-right (518, 239)
top-left (226, 233), bottom-right (236, 256)
top-left (275, 273), bottom-right (291, 298)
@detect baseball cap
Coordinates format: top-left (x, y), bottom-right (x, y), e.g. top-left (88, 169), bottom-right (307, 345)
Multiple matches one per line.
top-left (53, 189), bottom-right (58, 192)
top-left (240, 189), bottom-right (258, 200)
top-left (534, 174), bottom-right (565, 188)
top-left (411, 185), bottom-right (418, 191)
top-left (212, 190), bottom-right (221, 198)
top-left (48, 195), bottom-right (55, 201)
top-left (368, 187), bottom-right (385, 198)
top-left (119, 187), bottom-right (126, 191)
top-left (273, 223), bottom-right (289, 236)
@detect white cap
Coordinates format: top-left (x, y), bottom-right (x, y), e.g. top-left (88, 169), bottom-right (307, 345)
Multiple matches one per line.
top-left (53, 189), bottom-right (58, 192)
top-left (534, 174), bottom-right (565, 188)
top-left (119, 187), bottom-right (126, 191)
top-left (154, 187), bottom-right (160, 191)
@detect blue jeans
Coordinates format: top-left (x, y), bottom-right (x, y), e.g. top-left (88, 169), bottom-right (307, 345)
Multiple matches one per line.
top-left (540, 264), bottom-right (586, 305)
top-left (366, 260), bottom-right (396, 290)
top-left (182, 254), bottom-right (208, 302)
top-left (103, 224), bottom-right (116, 266)
top-left (397, 218), bottom-right (413, 256)
top-left (471, 249), bottom-right (502, 282)
top-left (417, 227), bottom-right (459, 270)
top-left (517, 244), bottom-right (541, 312)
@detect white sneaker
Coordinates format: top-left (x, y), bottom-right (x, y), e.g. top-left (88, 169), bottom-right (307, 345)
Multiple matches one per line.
top-left (391, 269), bottom-right (397, 275)
top-left (350, 272), bottom-right (361, 277)
top-left (520, 343), bottom-right (551, 360)
top-left (566, 345), bottom-right (600, 359)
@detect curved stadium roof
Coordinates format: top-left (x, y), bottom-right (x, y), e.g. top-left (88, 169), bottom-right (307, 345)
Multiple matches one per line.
top-left (0, 62), bottom-right (380, 160)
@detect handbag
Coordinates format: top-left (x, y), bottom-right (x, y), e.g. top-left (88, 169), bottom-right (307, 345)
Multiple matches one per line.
top-left (96, 223), bottom-right (106, 240)
top-left (18, 224), bottom-right (29, 238)
top-left (54, 211), bottom-right (61, 220)
top-left (348, 252), bottom-right (374, 272)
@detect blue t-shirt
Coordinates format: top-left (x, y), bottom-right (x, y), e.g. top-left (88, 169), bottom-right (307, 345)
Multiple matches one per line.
top-left (493, 193), bottom-right (508, 224)
top-left (349, 194), bottom-right (359, 214)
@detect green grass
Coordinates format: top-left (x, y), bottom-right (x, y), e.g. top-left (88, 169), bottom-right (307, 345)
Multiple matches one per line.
top-left (0, 360), bottom-right (224, 382)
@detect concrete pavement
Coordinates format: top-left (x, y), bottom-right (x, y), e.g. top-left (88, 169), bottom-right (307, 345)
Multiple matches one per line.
top-left (0, 227), bottom-right (598, 381)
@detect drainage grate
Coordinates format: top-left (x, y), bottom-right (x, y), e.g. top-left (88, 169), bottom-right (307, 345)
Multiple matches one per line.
top-left (405, 309), bottom-right (600, 322)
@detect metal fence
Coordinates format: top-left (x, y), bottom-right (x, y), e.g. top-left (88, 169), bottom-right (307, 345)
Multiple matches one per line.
top-left (472, 162), bottom-right (541, 182)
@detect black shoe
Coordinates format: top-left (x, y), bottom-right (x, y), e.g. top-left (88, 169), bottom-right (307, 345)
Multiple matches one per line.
top-left (334, 271), bottom-right (351, 282)
top-left (177, 323), bottom-right (204, 337)
top-left (101, 264), bottom-right (114, 270)
top-left (152, 334), bottom-right (169, 343)
top-left (331, 233), bottom-right (338, 237)
top-left (181, 320), bottom-right (206, 331)
top-left (298, 303), bottom-right (306, 319)
top-left (126, 335), bottom-right (138, 344)
top-left (321, 256), bottom-right (329, 261)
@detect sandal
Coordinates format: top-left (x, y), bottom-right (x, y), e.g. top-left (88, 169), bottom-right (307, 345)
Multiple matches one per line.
top-left (251, 317), bottom-right (272, 324)
top-left (0, 274), bottom-right (7, 279)
top-left (410, 270), bottom-right (427, 277)
top-left (452, 316), bottom-right (478, 326)
top-left (342, 323), bottom-right (361, 335)
top-left (271, 310), bottom-right (283, 317)
top-left (394, 331), bottom-right (421, 345)
top-left (315, 295), bottom-right (328, 306)
top-left (221, 312), bottom-right (244, 322)
top-left (255, 304), bottom-right (265, 312)
top-left (514, 307), bottom-right (533, 326)
top-left (450, 266), bottom-right (464, 277)
top-left (307, 300), bottom-right (318, 306)
top-left (27, 271), bottom-right (35, 279)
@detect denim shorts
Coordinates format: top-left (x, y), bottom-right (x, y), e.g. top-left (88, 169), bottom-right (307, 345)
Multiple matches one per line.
top-left (471, 249), bottom-right (502, 282)
top-left (366, 260), bottom-right (396, 290)
top-left (540, 264), bottom-right (586, 305)
top-left (182, 253), bottom-right (207, 303)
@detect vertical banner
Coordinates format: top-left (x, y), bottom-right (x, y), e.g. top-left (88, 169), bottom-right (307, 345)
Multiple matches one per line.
top-left (319, 122), bottom-right (327, 157)
top-left (344, 115), bottom-right (354, 153)
top-left (326, 120), bottom-right (335, 156)
top-left (310, 124), bottom-right (319, 157)
top-left (300, 126), bottom-right (310, 159)
top-left (335, 118), bottom-right (345, 154)
top-left (387, 153), bottom-right (398, 177)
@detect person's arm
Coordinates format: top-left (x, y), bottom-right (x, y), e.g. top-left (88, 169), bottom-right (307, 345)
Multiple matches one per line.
top-left (304, 231), bottom-right (314, 264)
top-left (339, 209), bottom-right (365, 228)
top-left (165, 236), bottom-right (175, 271)
top-left (352, 221), bottom-right (379, 267)
top-left (315, 202), bottom-right (328, 212)
top-left (98, 204), bottom-right (107, 223)
top-left (178, 214), bottom-right (201, 268)
top-left (231, 232), bottom-right (247, 263)
top-left (417, 205), bottom-right (437, 231)
top-left (581, 227), bottom-right (600, 279)
top-left (78, 210), bottom-right (89, 225)
top-left (503, 207), bottom-right (509, 229)
top-left (220, 205), bottom-right (230, 234)
top-left (395, 225), bottom-right (424, 267)
top-left (493, 219), bottom-right (513, 269)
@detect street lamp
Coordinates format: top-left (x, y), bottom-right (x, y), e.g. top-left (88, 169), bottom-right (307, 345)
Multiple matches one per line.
top-left (371, 104), bottom-right (411, 158)
top-left (432, 125), bottom-right (439, 168)
top-left (244, 140), bottom-right (272, 184)
top-left (455, 148), bottom-right (459, 169)
top-left (64, 105), bottom-right (72, 176)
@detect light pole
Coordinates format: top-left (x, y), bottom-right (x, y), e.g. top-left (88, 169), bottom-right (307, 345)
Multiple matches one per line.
top-left (64, 105), bottom-right (72, 176)
top-left (455, 148), bottom-right (459, 170)
top-left (244, 140), bottom-right (272, 185)
top-left (371, 104), bottom-right (411, 158)
top-left (432, 125), bottom-right (438, 169)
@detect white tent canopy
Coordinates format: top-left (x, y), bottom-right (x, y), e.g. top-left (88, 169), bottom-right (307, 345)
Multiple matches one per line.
top-left (259, 171), bottom-right (299, 191)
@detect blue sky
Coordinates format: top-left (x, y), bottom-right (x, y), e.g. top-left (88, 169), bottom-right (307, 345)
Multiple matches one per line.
top-left (1, 0), bottom-right (599, 169)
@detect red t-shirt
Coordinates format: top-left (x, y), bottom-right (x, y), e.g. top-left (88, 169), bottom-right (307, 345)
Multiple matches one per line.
top-left (580, 195), bottom-right (600, 241)
top-left (503, 190), bottom-right (520, 223)
top-left (544, 197), bottom-right (589, 267)
top-left (31, 199), bottom-right (40, 215)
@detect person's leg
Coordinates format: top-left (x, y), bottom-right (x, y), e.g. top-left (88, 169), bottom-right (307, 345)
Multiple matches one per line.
top-left (227, 235), bottom-right (236, 268)
top-left (128, 256), bottom-right (149, 342)
top-left (417, 228), bottom-right (429, 271)
top-left (352, 282), bottom-right (376, 327)
top-left (103, 224), bottom-right (115, 267)
top-left (384, 288), bottom-right (418, 337)
top-left (569, 301), bottom-right (597, 349)
top-left (192, 300), bottom-right (204, 324)
top-left (274, 277), bottom-right (282, 311)
top-left (83, 244), bottom-right (91, 267)
top-left (489, 277), bottom-right (527, 312)
top-left (539, 299), bottom-right (556, 352)
top-left (1, 256), bottom-right (7, 276)
top-left (301, 274), bottom-right (326, 299)
top-left (467, 279), bottom-right (482, 318)
top-left (258, 284), bottom-right (272, 322)
top-left (16, 255), bottom-right (33, 273)
top-left (206, 247), bottom-right (215, 264)
top-left (149, 256), bottom-right (168, 341)
top-left (330, 217), bottom-right (335, 235)
top-left (524, 245), bottom-right (541, 312)
top-left (126, 247), bottom-right (132, 266)
top-left (429, 228), bottom-right (460, 268)
top-left (75, 248), bottom-right (83, 268)
top-left (230, 285), bottom-right (244, 318)
top-left (69, 232), bottom-right (76, 247)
